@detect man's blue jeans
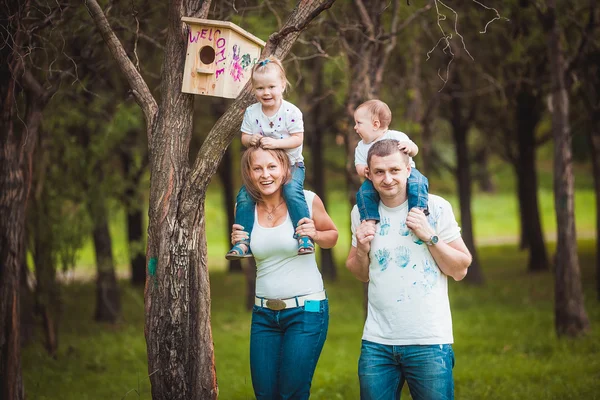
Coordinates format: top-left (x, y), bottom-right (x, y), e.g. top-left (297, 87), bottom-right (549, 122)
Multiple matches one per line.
top-left (250, 299), bottom-right (329, 400)
top-left (235, 163), bottom-right (310, 241)
top-left (358, 340), bottom-right (455, 400)
top-left (357, 167), bottom-right (429, 222)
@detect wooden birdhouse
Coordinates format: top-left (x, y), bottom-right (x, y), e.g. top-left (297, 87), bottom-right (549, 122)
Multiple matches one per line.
top-left (181, 17), bottom-right (266, 98)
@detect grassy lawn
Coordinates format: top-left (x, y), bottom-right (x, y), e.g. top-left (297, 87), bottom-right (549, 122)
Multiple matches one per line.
top-left (23, 240), bottom-right (599, 399)
top-left (23, 154), bottom-right (598, 398)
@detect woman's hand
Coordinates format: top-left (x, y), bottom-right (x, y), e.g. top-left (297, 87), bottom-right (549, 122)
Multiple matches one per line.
top-left (231, 224), bottom-right (249, 245)
top-left (295, 218), bottom-right (319, 240)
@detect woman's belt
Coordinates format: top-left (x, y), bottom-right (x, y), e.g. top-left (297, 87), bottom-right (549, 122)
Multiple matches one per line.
top-left (254, 290), bottom-right (326, 311)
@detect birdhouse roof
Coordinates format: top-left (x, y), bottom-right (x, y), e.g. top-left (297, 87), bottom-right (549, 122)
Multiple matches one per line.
top-left (181, 17), bottom-right (266, 47)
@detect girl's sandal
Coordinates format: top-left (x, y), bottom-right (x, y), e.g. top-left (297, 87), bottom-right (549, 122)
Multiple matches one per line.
top-left (297, 236), bottom-right (315, 255)
top-left (225, 243), bottom-right (253, 260)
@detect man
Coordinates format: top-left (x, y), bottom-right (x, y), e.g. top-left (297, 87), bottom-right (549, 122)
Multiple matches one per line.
top-left (346, 139), bottom-right (472, 400)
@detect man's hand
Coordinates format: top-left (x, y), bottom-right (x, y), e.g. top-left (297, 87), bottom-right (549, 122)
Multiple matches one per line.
top-left (405, 208), bottom-right (435, 242)
top-left (356, 220), bottom-right (376, 255)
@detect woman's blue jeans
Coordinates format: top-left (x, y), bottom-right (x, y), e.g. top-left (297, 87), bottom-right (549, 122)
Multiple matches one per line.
top-left (235, 163), bottom-right (310, 241)
top-left (250, 299), bottom-right (329, 400)
top-left (357, 167), bottom-right (429, 222)
top-left (358, 340), bottom-right (455, 400)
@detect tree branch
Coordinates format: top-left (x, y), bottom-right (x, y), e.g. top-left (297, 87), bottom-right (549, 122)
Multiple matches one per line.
top-left (354, 0), bottom-right (375, 38)
top-left (565, 0), bottom-right (597, 78)
top-left (83, 0), bottom-right (158, 129)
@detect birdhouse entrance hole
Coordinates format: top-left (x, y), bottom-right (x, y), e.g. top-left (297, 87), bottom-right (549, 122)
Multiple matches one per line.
top-left (199, 46), bottom-right (215, 65)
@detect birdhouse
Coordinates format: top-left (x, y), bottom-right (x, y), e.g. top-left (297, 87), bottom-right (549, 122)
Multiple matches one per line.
top-left (181, 17), bottom-right (266, 99)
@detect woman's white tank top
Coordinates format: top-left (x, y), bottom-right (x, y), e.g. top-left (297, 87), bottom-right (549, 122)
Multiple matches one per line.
top-left (250, 190), bottom-right (324, 299)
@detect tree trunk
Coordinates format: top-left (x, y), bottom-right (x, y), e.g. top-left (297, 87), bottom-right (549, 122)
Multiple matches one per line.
top-left (305, 53), bottom-right (337, 281)
top-left (590, 126), bottom-right (600, 301)
top-left (86, 0), bottom-right (336, 397)
top-left (0, 65), bottom-right (26, 400)
top-left (128, 206), bottom-right (147, 285)
top-left (32, 197), bottom-right (60, 355)
top-left (473, 147), bottom-right (495, 193)
top-left (90, 198), bottom-right (121, 323)
top-left (515, 88), bottom-right (549, 271)
top-left (541, 0), bottom-right (590, 336)
top-left (450, 86), bottom-right (484, 285)
top-left (1, 1), bottom-right (46, 393)
top-left (0, 140), bottom-right (26, 400)
top-left (212, 97), bottom-right (242, 274)
top-left (120, 148), bottom-right (148, 286)
top-left (20, 259), bottom-right (36, 348)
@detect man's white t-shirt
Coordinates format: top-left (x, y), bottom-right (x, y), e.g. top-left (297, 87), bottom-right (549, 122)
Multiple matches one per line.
top-left (354, 129), bottom-right (416, 168)
top-left (350, 195), bottom-right (462, 345)
top-left (251, 191), bottom-right (324, 299)
top-left (241, 100), bottom-right (304, 165)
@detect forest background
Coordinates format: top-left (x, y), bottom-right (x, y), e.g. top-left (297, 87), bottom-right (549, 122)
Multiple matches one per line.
top-left (1, 0), bottom-right (599, 399)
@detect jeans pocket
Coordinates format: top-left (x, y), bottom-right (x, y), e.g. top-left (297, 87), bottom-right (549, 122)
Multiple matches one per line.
top-left (302, 299), bottom-right (328, 333)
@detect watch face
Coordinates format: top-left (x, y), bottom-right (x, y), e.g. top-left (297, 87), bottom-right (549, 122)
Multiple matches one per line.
top-left (431, 235), bottom-right (439, 244)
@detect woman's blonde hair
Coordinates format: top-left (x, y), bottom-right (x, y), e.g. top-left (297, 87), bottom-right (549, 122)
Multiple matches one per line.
top-left (251, 55), bottom-right (289, 92)
top-left (241, 147), bottom-right (291, 203)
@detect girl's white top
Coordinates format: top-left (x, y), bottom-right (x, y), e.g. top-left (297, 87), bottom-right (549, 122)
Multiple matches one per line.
top-left (251, 190), bottom-right (323, 299)
top-left (241, 100), bottom-right (304, 165)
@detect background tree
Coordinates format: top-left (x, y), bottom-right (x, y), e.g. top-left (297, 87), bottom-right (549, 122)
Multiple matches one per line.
top-left (537, 0), bottom-right (591, 336)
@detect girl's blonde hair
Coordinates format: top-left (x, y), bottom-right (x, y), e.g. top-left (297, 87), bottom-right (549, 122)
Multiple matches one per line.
top-left (241, 147), bottom-right (291, 203)
top-left (251, 56), bottom-right (289, 91)
top-left (357, 99), bottom-right (392, 129)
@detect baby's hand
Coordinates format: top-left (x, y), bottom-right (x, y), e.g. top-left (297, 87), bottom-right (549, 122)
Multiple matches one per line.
top-left (397, 141), bottom-right (412, 155)
top-left (249, 135), bottom-right (262, 147)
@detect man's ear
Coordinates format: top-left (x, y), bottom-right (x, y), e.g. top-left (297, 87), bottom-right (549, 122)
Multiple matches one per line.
top-left (365, 166), bottom-right (370, 179)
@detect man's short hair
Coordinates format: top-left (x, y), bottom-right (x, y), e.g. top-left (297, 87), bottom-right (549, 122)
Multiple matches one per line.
top-left (367, 139), bottom-right (410, 167)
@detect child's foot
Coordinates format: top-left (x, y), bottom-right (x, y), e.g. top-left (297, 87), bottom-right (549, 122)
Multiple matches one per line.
top-left (225, 243), bottom-right (253, 260)
top-left (297, 236), bottom-right (315, 255)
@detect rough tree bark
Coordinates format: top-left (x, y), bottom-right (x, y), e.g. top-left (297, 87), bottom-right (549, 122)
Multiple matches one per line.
top-left (540, 0), bottom-right (590, 336)
top-left (515, 87), bottom-right (549, 272)
top-left (85, 0), bottom-right (336, 398)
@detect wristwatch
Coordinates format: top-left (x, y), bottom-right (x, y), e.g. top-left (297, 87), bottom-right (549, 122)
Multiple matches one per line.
top-left (426, 235), bottom-right (439, 246)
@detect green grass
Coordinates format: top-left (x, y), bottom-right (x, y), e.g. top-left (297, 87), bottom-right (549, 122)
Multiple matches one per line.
top-left (23, 240), bottom-right (600, 399)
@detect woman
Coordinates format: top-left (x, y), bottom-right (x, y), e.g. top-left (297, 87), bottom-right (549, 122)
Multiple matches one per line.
top-left (230, 146), bottom-right (338, 400)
